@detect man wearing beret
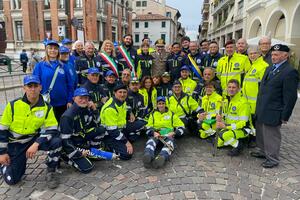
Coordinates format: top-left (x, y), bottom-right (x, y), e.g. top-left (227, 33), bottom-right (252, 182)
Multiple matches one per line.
top-left (252, 44), bottom-right (299, 168)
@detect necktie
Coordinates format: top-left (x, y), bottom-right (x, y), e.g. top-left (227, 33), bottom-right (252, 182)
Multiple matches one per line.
top-left (268, 64), bottom-right (277, 79)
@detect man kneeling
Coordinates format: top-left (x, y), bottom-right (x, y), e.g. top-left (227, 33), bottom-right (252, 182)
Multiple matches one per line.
top-left (60, 88), bottom-right (106, 173)
top-left (0, 75), bottom-right (61, 189)
top-left (143, 96), bottom-right (185, 168)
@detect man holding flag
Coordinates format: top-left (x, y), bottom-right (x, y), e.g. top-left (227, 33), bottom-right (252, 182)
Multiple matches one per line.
top-left (116, 34), bottom-right (137, 77)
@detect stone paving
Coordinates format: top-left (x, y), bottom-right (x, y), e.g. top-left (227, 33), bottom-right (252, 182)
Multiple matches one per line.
top-left (0, 73), bottom-right (300, 199)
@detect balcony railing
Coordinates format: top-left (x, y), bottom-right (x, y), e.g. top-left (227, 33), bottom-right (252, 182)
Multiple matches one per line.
top-left (212, 0), bottom-right (234, 15)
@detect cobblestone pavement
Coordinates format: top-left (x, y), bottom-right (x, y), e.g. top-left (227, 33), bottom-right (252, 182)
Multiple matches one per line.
top-left (1, 102), bottom-right (300, 200)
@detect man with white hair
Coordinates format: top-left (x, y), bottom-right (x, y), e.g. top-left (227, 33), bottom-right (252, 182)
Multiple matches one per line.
top-left (258, 36), bottom-right (272, 65)
top-left (75, 41), bottom-right (102, 85)
top-left (253, 44), bottom-right (299, 168)
top-left (242, 45), bottom-right (269, 147)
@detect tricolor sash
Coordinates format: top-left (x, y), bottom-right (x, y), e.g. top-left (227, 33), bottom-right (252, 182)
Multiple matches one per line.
top-left (118, 45), bottom-right (137, 77)
top-left (188, 53), bottom-right (203, 79)
top-left (99, 51), bottom-right (119, 78)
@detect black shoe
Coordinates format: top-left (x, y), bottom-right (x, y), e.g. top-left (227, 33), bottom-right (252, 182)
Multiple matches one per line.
top-left (261, 160), bottom-right (278, 168)
top-left (250, 151), bottom-right (266, 159)
top-left (143, 154), bottom-right (153, 168)
top-left (152, 155), bottom-right (166, 169)
top-left (227, 142), bottom-right (243, 157)
top-left (46, 168), bottom-right (59, 189)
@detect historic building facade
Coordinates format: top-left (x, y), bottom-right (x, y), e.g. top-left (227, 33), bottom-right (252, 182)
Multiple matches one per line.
top-left (0, 0), bottom-right (133, 55)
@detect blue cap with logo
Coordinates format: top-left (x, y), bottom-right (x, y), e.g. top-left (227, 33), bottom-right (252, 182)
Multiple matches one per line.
top-left (157, 96), bottom-right (166, 102)
top-left (61, 38), bottom-right (73, 45)
top-left (88, 67), bottom-right (100, 74)
top-left (74, 87), bottom-right (90, 97)
top-left (59, 46), bottom-right (70, 54)
top-left (23, 75), bottom-right (40, 85)
top-left (105, 70), bottom-right (116, 77)
top-left (180, 65), bottom-right (190, 71)
top-left (46, 40), bottom-right (59, 47)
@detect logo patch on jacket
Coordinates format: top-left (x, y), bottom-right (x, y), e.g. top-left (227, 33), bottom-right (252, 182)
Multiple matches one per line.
top-left (35, 110), bottom-right (44, 118)
top-left (211, 102), bottom-right (215, 109)
top-left (232, 106), bottom-right (236, 111)
top-left (164, 115), bottom-right (170, 120)
top-left (58, 68), bottom-right (65, 74)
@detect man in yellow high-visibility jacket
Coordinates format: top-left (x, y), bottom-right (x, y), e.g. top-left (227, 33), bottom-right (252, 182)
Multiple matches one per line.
top-left (242, 46), bottom-right (269, 147)
top-left (0, 75), bottom-right (61, 189)
top-left (216, 79), bottom-right (253, 156)
top-left (216, 40), bottom-right (251, 93)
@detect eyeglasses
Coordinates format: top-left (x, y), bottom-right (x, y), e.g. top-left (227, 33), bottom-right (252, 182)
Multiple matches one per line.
top-left (122, 73), bottom-right (130, 76)
top-left (26, 83), bottom-right (39, 88)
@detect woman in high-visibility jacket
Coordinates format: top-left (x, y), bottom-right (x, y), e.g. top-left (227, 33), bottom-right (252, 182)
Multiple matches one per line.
top-left (139, 76), bottom-right (157, 116)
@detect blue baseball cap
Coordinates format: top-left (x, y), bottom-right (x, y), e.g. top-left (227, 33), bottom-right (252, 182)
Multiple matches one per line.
top-left (181, 65), bottom-right (190, 71)
top-left (61, 38), bottom-right (73, 45)
top-left (105, 70), bottom-right (116, 77)
top-left (46, 40), bottom-right (59, 47)
top-left (157, 96), bottom-right (166, 102)
top-left (74, 88), bottom-right (89, 97)
top-left (23, 75), bottom-right (40, 85)
top-left (59, 46), bottom-right (70, 54)
top-left (88, 67), bottom-right (100, 74)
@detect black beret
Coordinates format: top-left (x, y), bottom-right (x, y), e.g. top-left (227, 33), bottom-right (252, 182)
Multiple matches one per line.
top-left (114, 84), bottom-right (127, 92)
top-left (271, 44), bottom-right (290, 52)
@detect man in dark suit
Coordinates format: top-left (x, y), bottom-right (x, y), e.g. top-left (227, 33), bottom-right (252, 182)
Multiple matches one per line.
top-left (252, 44), bottom-right (299, 168)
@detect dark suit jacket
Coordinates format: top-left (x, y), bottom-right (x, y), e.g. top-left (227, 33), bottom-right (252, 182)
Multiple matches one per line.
top-left (256, 61), bottom-right (299, 126)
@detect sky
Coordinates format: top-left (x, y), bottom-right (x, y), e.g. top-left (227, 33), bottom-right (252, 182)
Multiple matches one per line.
top-left (166, 0), bottom-right (203, 40)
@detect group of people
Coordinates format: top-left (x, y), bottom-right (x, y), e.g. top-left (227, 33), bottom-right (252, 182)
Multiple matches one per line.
top-left (0, 34), bottom-right (298, 189)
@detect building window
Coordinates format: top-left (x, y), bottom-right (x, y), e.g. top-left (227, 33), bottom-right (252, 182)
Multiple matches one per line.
top-left (102, 22), bottom-right (106, 40)
top-left (166, 12), bottom-right (171, 18)
top-left (59, 0), bottom-right (64, 9)
top-left (136, 1), bottom-right (141, 7)
top-left (112, 26), bottom-right (116, 42)
top-left (15, 21), bottom-right (24, 41)
top-left (0, 0), bottom-right (3, 10)
top-left (11, 0), bottom-right (21, 9)
top-left (161, 34), bottom-right (166, 42)
top-left (44, 20), bottom-right (52, 32)
top-left (144, 22), bottom-right (148, 28)
top-left (44, 0), bottom-right (50, 9)
top-left (75, 0), bottom-right (82, 8)
top-left (161, 21), bottom-right (166, 28)
top-left (135, 22), bottom-right (139, 28)
top-left (142, 1), bottom-right (147, 7)
top-left (144, 34), bottom-right (148, 40)
top-left (135, 34), bottom-right (139, 43)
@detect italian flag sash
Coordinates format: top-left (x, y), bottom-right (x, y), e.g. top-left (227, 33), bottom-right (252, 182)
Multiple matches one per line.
top-left (118, 45), bottom-right (137, 77)
top-left (99, 51), bottom-right (119, 78)
top-left (188, 53), bottom-right (203, 79)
